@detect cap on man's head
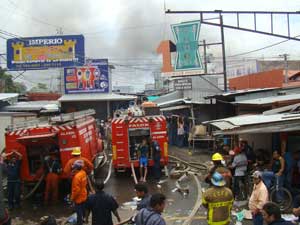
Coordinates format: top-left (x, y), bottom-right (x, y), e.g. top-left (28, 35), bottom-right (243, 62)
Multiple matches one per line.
top-left (252, 171), bottom-right (262, 178)
top-left (72, 159), bottom-right (84, 170)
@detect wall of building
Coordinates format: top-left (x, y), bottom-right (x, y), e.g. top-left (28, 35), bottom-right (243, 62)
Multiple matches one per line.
top-left (240, 133), bottom-right (272, 151)
top-left (229, 69), bottom-right (284, 90)
top-left (61, 101), bottom-right (109, 120)
top-left (183, 76), bottom-right (221, 103)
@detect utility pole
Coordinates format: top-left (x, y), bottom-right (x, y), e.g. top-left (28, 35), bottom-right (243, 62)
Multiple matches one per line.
top-left (203, 40), bottom-right (208, 74)
top-left (56, 28), bottom-right (64, 94)
top-left (220, 15), bottom-right (227, 92)
top-left (279, 54), bottom-right (289, 83)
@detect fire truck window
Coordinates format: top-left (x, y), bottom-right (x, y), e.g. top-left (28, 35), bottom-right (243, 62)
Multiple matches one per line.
top-left (128, 129), bottom-right (151, 160)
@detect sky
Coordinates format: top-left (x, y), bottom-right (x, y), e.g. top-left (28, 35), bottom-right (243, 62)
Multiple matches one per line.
top-left (0, 0), bottom-right (300, 92)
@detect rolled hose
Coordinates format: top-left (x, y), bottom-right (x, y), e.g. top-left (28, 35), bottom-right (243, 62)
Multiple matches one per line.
top-left (168, 154), bottom-right (203, 225)
top-left (169, 155), bottom-right (208, 171)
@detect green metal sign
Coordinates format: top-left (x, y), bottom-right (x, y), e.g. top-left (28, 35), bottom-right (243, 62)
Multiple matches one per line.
top-left (171, 21), bottom-right (203, 71)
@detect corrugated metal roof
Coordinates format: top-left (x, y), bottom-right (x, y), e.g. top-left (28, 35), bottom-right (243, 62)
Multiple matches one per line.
top-left (233, 93), bottom-right (300, 105)
top-left (205, 88), bottom-right (278, 99)
top-left (205, 112), bottom-right (300, 134)
top-left (0, 93), bottom-right (18, 101)
top-left (58, 93), bottom-right (136, 102)
top-left (2, 101), bottom-right (59, 112)
top-left (157, 98), bottom-right (204, 107)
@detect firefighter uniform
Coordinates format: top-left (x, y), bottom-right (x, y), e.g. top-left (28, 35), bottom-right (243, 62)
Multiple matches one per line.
top-left (202, 172), bottom-right (234, 225)
top-left (44, 156), bottom-right (61, 204)
top-left (63, 147), bottom-right (94, 176)
top-left (71, 161), bottom-right (87, 225)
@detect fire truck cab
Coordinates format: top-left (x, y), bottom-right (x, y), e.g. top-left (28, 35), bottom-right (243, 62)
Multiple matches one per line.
top-left (5, 109), bottom-right (103, 182)
top-left (111, 104), bottom-right (168, 172)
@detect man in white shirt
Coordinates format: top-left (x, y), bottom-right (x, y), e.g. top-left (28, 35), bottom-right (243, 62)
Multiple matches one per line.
top-left (249, 171), bottom-right (269, 225)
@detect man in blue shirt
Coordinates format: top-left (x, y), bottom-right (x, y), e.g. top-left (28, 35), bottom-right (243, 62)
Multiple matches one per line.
top-left (135, 193), bottom-right (166, 225)
top-left (3, 151), bottom-right (22, 210)
top-left (85, 180), bottom-right (121, 225)
top-left (138, 138), bottom-right (149, 182)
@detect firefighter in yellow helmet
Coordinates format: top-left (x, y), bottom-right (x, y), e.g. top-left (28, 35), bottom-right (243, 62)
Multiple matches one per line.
top-left (63, 147), bottom-right (94, 177)
top-left (202, 171), bottom-right (234, 225)
top-left (205, 153), bottom-right (232, 188)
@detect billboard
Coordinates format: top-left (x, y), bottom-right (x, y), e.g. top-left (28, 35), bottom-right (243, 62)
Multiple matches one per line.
top-left (64, 59), bottom-right (109, 94)
top-left (7, 35), bottom-right (85, 70)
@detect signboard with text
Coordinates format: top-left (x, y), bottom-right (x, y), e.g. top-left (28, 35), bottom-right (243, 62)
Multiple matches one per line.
top-left (64, 59), bottom-right (109, 94)
top-left (7, 35), bottom-right (85, 70)
top-left (174, 78), bottom-right (192, 90)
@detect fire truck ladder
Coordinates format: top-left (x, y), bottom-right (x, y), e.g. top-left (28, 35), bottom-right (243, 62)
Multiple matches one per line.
top-left (6, 117), bottom-right (49, 131)
top-left (6, 109), bottom-right (96, 131)
top-left (50, 109), bottom-right (96, 123)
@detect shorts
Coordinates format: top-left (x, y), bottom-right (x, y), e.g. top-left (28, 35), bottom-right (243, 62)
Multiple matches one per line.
top-left (139, 157), bottom-right (148, 167)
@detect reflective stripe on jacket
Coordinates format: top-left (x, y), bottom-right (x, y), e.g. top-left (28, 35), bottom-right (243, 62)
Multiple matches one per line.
top-left (202, 186), bottom-right (233, 225)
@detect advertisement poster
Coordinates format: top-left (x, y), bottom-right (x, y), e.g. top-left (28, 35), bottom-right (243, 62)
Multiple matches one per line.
top-left (6, 35), bottom-right (85, 70)
top-left (64, 59), bottom-right (109, 94)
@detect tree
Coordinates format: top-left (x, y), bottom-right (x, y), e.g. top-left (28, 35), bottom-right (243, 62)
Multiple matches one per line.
top-left (0, 69), bottom-right (27, 93)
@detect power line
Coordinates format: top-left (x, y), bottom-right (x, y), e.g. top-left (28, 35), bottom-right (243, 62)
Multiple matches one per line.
top-left (227, 34), bottom-right (300, 58)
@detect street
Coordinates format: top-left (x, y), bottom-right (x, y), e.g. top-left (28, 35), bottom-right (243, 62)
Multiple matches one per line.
top-left (6, 145), bottom-right (253, 225)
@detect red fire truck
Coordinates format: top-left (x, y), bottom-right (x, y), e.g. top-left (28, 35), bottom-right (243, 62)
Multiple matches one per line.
top-left (111, 105), bottom-right (168, 173)
top-left (5, 109), bottom-right (103, 182)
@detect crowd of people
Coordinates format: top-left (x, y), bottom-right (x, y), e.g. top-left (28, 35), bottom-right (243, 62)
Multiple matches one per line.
top-left (204, 136), bottom-right (300, 225)
top-left (3, 131), bottom-right (300, 225)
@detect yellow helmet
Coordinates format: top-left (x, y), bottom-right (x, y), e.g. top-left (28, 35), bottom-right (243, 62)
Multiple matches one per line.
top-left (212, 153), bottom-right (223, 161)
top-left (72, 147), bottom-right (81, 156)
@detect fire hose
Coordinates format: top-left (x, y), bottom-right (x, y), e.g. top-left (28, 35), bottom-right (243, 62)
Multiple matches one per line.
top-left (22, 173), bottom-right (45, 200)
top-left (168, 155), bottom-right (205, 225)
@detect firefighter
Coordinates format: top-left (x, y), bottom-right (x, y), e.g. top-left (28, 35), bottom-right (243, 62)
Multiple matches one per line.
top-left (3, 151), bottom-right (22, 210)
top-left (63, 147), bottom-right (94, 177)
top-left (71, 160), bottom-right (87, 225)
top-left (205, 153), bottom-right (232, 188)
top-left (149, 138), bottom-right (161, 181)
top-left (44, 151), bottom-right (61, 205)
top-left (202, 172), bottom-right (234, 225)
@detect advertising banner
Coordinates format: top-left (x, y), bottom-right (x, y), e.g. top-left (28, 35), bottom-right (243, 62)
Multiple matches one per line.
top-left (7, 35), bottom-right (85, 70)
top-left (171, 21), bottom-right (203, 71)
top-left (64, 59), bottom-right (109, 94)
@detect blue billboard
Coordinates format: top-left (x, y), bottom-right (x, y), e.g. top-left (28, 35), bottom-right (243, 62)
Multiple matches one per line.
top-left (64, 59), bottom-right (109, 94)
top-left (7, 35), bottom-right (85, 70)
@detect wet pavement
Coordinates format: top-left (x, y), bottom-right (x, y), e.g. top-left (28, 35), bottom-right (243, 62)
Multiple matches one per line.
top-left (7, 145), bottom-right (255, 225)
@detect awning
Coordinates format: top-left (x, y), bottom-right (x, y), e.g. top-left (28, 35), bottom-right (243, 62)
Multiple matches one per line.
top-left (17, 133), bottom-right (57, 141)
top-left (160, 105), bottom-right (190, 111)
top-left (204, 111), bottom-right (300, 135)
